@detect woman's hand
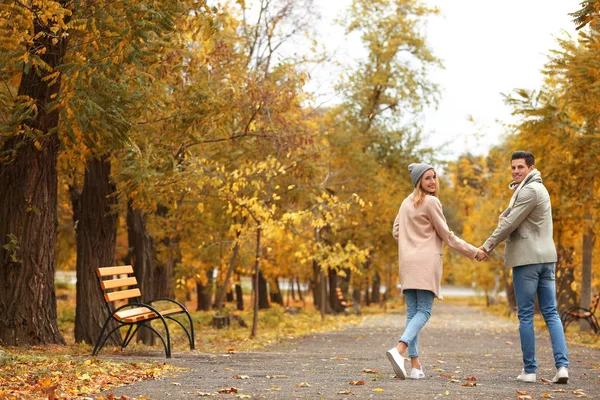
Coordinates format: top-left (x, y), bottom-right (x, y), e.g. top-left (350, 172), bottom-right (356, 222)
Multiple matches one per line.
top-left (475, 248), bottom-right (489, 262)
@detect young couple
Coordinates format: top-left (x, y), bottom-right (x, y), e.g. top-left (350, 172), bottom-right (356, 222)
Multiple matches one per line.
top-left (386, 151), bottom-right (569, 384)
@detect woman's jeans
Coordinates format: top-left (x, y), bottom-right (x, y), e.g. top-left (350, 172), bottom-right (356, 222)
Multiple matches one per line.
top-left (513, 263), bottom-right (569, 373)
top-left (400, 289), bottom-right (435, 358)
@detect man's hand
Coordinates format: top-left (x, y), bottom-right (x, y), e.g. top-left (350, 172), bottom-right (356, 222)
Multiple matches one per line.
top-left (475, 247), bottom-right (489, 262)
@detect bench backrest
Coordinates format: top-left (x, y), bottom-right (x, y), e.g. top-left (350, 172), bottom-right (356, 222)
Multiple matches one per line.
top-left (96, 266), bottom-right (141, 312)
top-left (591, 291), bottom-right (600, 313)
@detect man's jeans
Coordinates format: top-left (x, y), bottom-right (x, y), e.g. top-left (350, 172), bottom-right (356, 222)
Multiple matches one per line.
top-left (513, 263), bottom-right (569, 373)
top-left (400, 289), bottom-right (435, 358)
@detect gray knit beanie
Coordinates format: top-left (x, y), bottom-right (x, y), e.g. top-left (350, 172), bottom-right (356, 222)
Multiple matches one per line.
top-left (408, 163), bottom-right (434, 187)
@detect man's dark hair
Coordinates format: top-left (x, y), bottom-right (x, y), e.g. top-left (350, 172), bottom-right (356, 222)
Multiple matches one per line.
top-left (511, 150), bottom-right (535, 167)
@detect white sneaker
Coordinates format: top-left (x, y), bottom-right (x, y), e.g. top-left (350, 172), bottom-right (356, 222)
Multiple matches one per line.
top-left (551, 367), bottom-right (568, 384)
top-left (410, 368), bottom-right (425, 379)
top-left (385, 348), bottom-right (407, 380)
top-left (516, 369), bottom-right (536, 383)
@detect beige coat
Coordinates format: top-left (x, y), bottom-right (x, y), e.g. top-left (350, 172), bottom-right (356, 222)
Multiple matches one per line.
top-left (393, 193), bottom-right (478, 299)
top-left (482, 170), bottom-right (557, 268)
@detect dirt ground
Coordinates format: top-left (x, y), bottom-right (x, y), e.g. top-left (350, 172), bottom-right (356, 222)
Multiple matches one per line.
top-left (98, 302), bottom-right (600, 399)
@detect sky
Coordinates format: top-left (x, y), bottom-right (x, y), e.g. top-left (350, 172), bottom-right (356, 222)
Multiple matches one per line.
top-left (308, 0), bottom-right (582, 160)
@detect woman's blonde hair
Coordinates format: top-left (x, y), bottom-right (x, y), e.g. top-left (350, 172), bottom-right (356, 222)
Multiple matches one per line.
top-left (413, 170), bottom-right (439, 208)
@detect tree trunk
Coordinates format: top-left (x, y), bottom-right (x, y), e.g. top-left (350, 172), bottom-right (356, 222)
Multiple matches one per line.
top-left (328, 271), bottom-right (341, 312)
top-left (296, 277), bottom-right (303, 301)
top-left (127, 203), bottom-right (155, 345)
top-left (364, 276), bottom-right (372, 306)
top-left (235, 280), bottom-right (244, 311)
top-left (258, 270), bottom-right (270, 309)
top-left (270, 277), bottom-right (284, 306)
top-left (196, 269), bottom-right (213, 311)
top-left (555, 244), bottom-right (577, 313)
top-left (251, 227), bottom-right (262, 338)
top-left (215, 240), bottom-right (240, 313)
top-left (74, 156), bottom-right (120, 345)
top-left (371, 272), bottom-right (381, 303)
top-left (153, 205), bottom-right (177, 299)
top-left (580, 226), bottom-right (594, 331)
top-left (312, 260), bottom-right (321, 308)
top-left (290, 277), bottom-right (296, 301)
top-left (0, 5), bottom-right (70, 346)
top-left (503, 268), bottom-right (517, 314)
top-left (226, 287), bottom-right (234, 302)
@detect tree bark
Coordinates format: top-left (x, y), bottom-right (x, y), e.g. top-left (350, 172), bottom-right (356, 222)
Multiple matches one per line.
top-left (153, 205), bottom-right (177, 299)
top-left (580, 225), bottom-right (594, 331)
top-left (127, 202), bottom-right (155, 345)
top-left (296, 277), bottom-right (303, 301)
top-left (251, 227), bottom-right (262, 338)
top-left (371, 272), bottom-right (381, 303)
top-left (235, 280), bottom-right (244, 311)
top-left (257, 270), bottom-right (270, 309)
top-left (270, 277), bottom-right (284, 306)
top-left (215, 241), bottom-right (240, 313)
top-left (328, 271), bottom-right (341, 312)
top-left (196, 269), bottom-right (213, 311)
top-left (74, 156), bottom-right (120, 345)
top-left (0, 7), bottom-right (71, 345)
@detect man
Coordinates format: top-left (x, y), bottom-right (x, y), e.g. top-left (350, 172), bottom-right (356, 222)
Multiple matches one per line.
top-left (481, 150), bottom-right (568, 384)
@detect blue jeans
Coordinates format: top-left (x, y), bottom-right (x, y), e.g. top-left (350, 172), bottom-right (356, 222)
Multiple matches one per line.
top-left (400, 289), bottom-right (435, 358)
top-left (513, 263), bottom-right (569, 373)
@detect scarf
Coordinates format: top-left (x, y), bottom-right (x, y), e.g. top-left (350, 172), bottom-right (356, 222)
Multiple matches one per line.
top-left (503, 168), bottom-right (538, 217)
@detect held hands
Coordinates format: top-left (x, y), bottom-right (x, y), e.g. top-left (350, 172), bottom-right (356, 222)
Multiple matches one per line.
top-left (475, 247), bottom-right (489, 262)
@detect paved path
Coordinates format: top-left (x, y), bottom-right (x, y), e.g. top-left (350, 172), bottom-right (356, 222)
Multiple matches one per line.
top-left (100, 303), bottom-right (600, 399)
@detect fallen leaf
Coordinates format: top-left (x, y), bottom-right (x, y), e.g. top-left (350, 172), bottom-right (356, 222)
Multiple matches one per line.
top-left (541, 377), bottom-right (552, 383)
top-left (362, 369), bottom-right (379, 373)
top-left (436, 359), bottom-right (446, 364)
top-left (505, 341), bottom-right (513, 345)
top-left (171, 382), bottom-right (181, 386)
top-left (266, 375), bottom-right (288, 379)
top-left (224, 368), bottom-right (233, 371)
top-left (445, 390), bottom-right (449, 395)
top-left (551, 389), bottom-right (567, 393)
top-left (196, 394), bottom-right (216, 397)
top-left (450, 379), bottom-right (460, 383)
top-left (236, 395), bottom-right (251, 399)
top-left (232, 375), bottom-right (249, 379)
top-left (440, 374), bottom-right (455, 378)
top-left (517, 396), bottom-right (533, 400)
top-left (461, 382), bottom-right (476, 387)
top-left (227, 348), bottom-right (236, 354)
top-left (338, 391), bottom-right (353, 395)
top-left (269, 387), bottom-right (282, 391)
top-left (466, 376), bottom-right (477, 381)
top-left (296, 382), bottom-right (311, 387)
top-left (484, 354), bottom-right (491, 357)
top-left (541, 394), bottom-right (553, 398)
top-left (516, 390), bottom-right (528, 395)
top-left (372, 388), bottom-right (384, 392)
top-left (217, 388), bottom-right (239, 394)
top-left (572, 391), bottom-right (586, 395)
top-left (349, 380), bottom-right (365, 385)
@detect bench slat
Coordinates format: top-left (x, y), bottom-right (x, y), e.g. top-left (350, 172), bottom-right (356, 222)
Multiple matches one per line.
top-left (101, 277), bottom-right (138, 290)
top-left (97, 266), bottom-right (133, 277)
top-left (105, 288), bottom-right (141, 302)
top-left (116, 307), bottom-right (183, 323)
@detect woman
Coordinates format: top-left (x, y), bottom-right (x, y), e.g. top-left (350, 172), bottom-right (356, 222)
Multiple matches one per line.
top-left (386, 163), bottom-right (486, 380)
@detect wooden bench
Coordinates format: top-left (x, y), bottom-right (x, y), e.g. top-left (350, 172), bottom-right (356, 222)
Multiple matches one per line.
top-left (335, 287), bottom-right (360, 315)
top-left (560, 291), bottom-right (600, 334)
top-left (92, 265), bottom-right (195, 358)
